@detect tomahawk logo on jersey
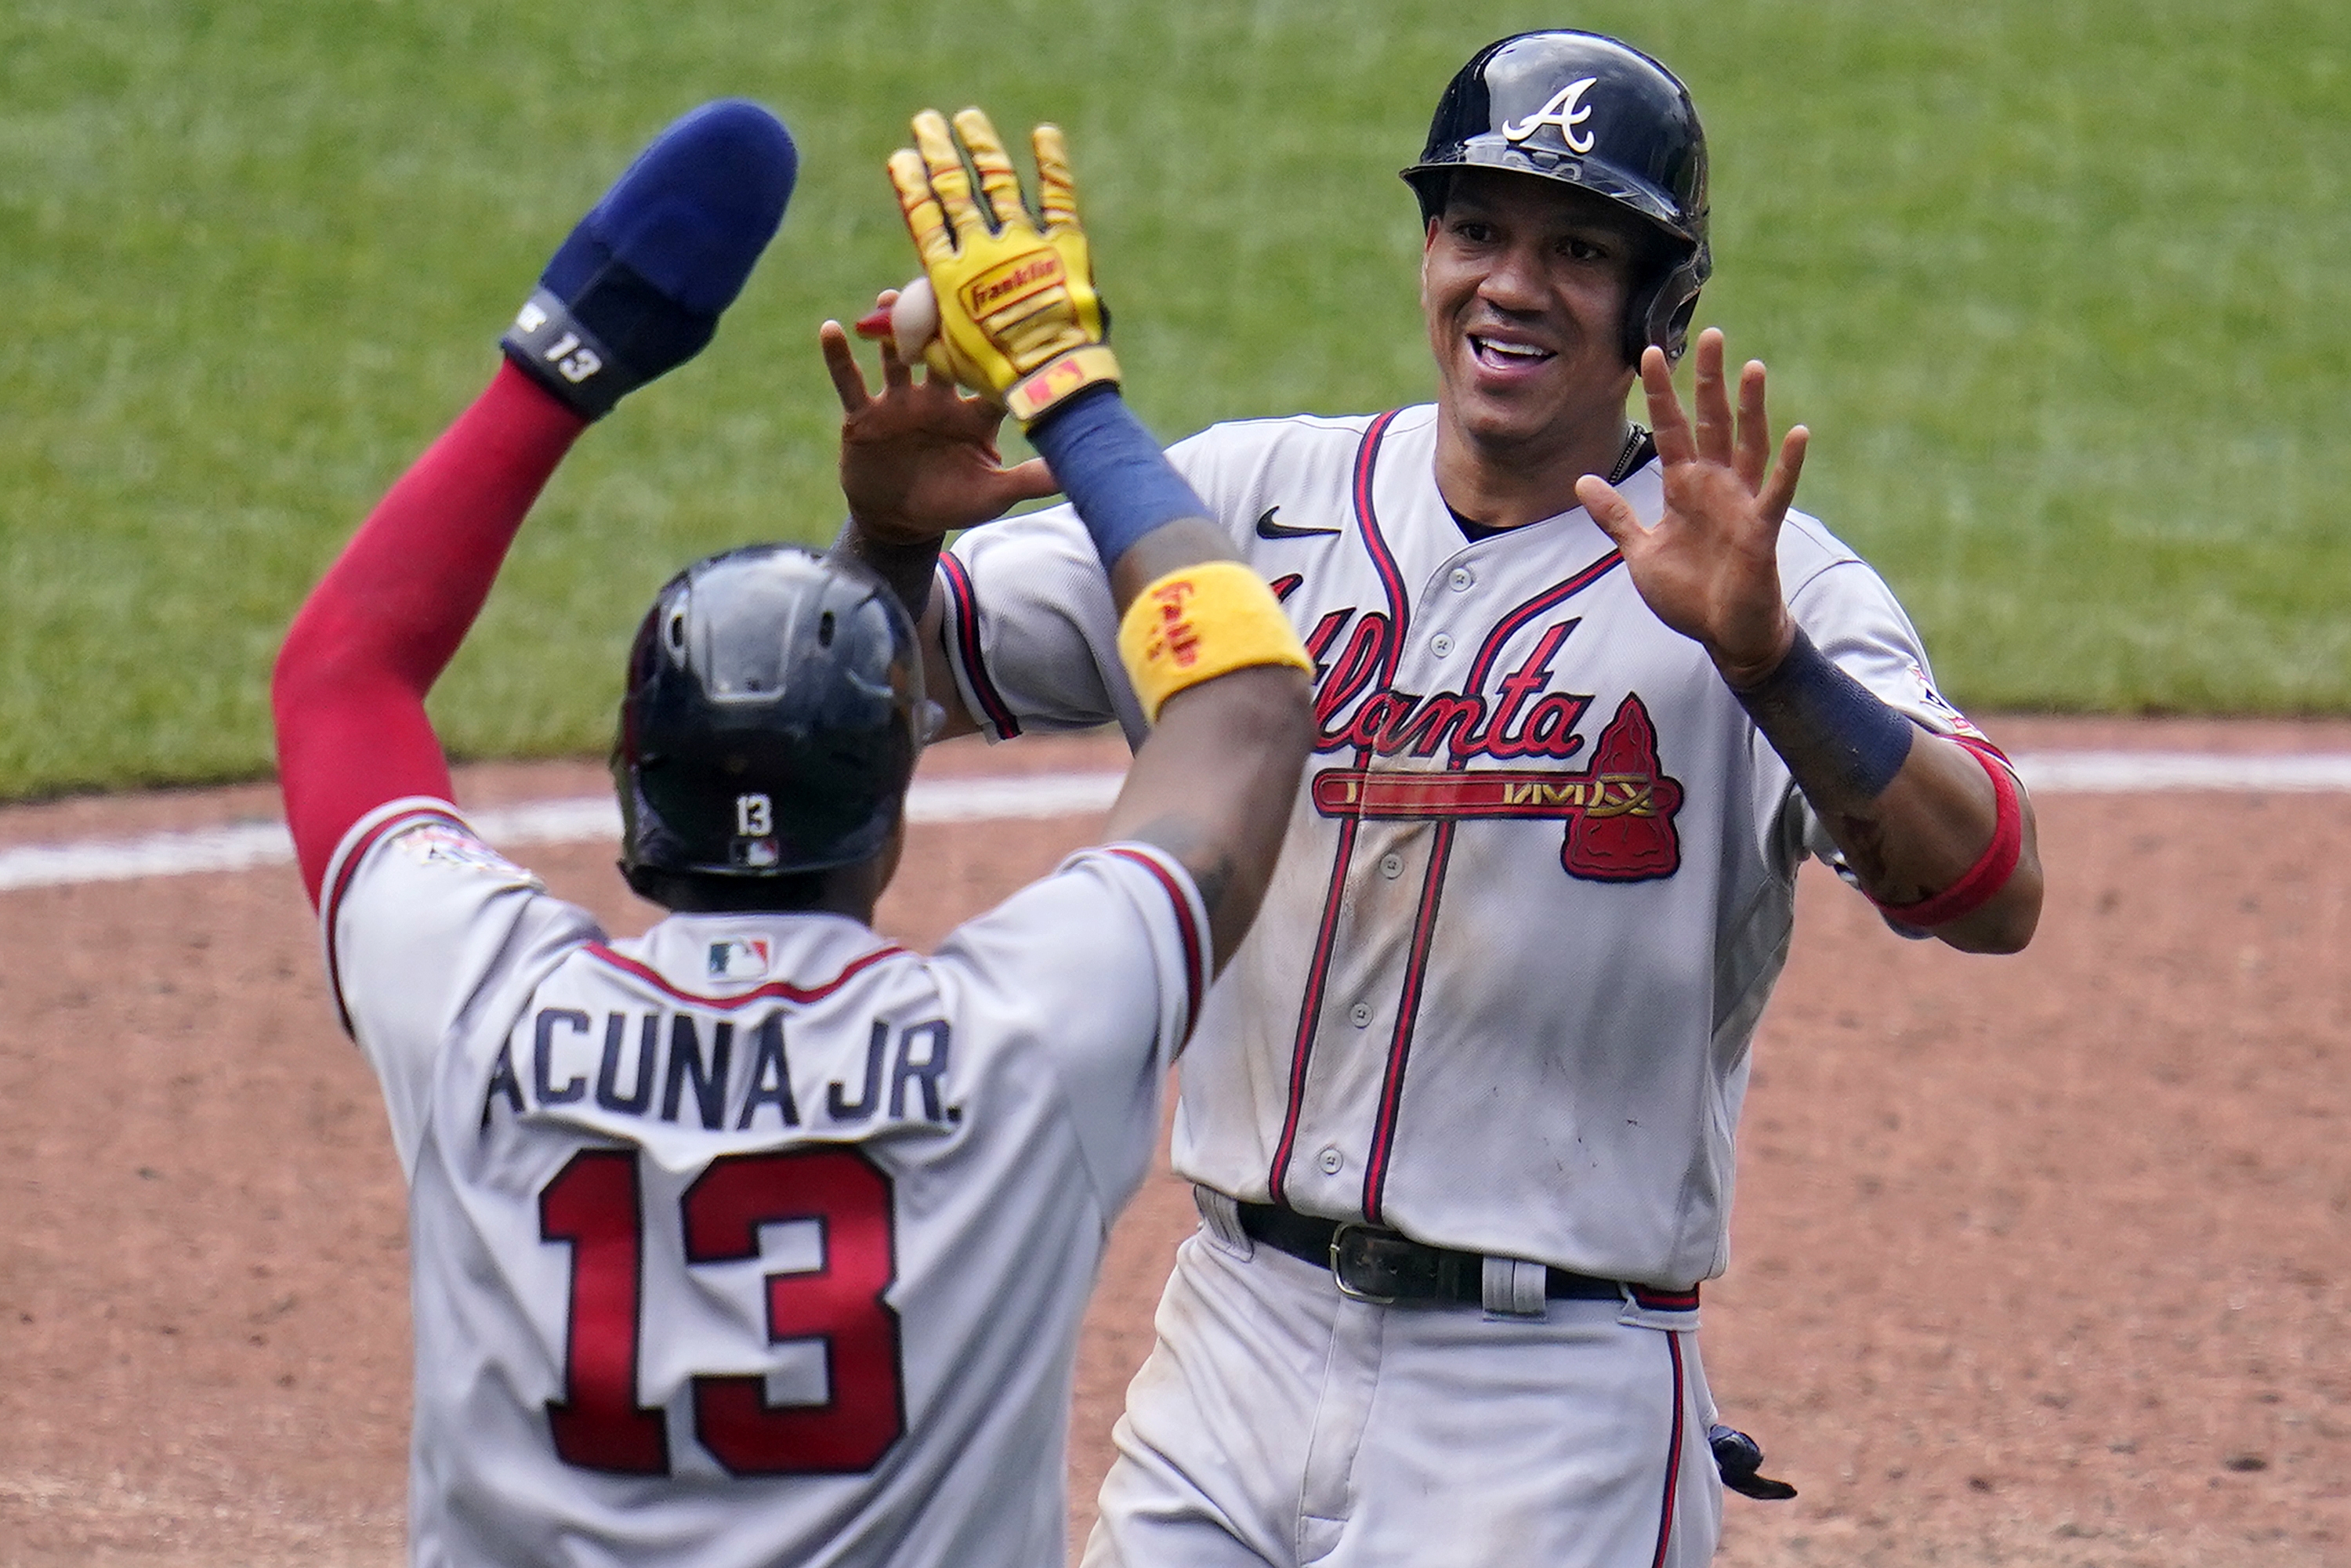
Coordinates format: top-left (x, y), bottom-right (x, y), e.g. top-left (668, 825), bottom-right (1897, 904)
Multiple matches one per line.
top-left (318, 796), bottom-right (1208, 1566)
top-left (936, 405), bottom-right (1987, 1286)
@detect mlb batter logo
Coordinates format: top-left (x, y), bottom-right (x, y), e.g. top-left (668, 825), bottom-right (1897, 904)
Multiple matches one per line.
top-left (706, 936), bottom-right (773, 981)
top-left (1904, 661), bottom-right (1988, 741)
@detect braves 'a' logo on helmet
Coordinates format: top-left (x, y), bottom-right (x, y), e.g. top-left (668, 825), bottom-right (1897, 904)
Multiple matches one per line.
top-left (1501, 78), bottom-right (1599, 153)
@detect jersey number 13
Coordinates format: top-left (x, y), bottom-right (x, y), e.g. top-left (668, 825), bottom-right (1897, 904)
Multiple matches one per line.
top-left (538, 1146), bottom-right (905, 1476)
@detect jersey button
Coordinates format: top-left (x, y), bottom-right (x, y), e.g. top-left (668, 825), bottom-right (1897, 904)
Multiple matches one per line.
top-left (1378, 852), bottom-right (1404, 878)
top-left (1430, 633), bottom-right (1454, 657)
top-left (1318, 1147), bottom-right (1345, 1175)
top-left (1448, 567), bottom-right (1474, 592)
top-left (1349, 1001), bottom-right (1373, 1028)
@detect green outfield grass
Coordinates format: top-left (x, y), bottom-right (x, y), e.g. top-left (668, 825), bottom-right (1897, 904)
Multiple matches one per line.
top-left (2, 0), bottom-right (2346, 796)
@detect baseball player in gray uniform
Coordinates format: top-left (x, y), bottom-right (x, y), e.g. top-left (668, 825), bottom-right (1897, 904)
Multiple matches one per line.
top-left (272, 100), bottom-right (1313, 1565)
top-left (846, 31), bottom-right (2046, 1568)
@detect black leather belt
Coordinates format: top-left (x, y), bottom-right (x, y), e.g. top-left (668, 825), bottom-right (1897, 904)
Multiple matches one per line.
top-left (1235, 1201), bottom-right (1698, 1310)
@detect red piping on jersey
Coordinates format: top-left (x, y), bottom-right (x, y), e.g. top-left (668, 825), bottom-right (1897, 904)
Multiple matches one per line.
top-left (1651, 1329), bottom-right (1688, 1568)
top-left (582, 942), bottom-right (908, 1009)
top-left (322, 806), bottom-right (466, 1037)
top-left (1105, 847), bottom-right (1208, 1045)
top-left (1270, 810), bottom-right (1364, 1208)
top-left (1462, 549), bottom-right (1624, 691)
top-left (1349, 414), bottom-right (1413, 673)
top-left (936, 552), bottom-right (1023, 741)
top-left (1359, 815), bottom-right (1455, 1222)
top-left (1269, 410), bottom-right (1404, 1206)
top-left (1359, 559), bottom-right (1627, 1220)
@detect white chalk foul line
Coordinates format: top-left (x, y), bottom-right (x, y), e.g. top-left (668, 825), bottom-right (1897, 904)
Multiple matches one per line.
top-left (2010, 751), bottom-right (2351, 793)
top-left (0, 771), bottom-right (1130, 894)
top-left (2, 753), bottom-right (2348, 894)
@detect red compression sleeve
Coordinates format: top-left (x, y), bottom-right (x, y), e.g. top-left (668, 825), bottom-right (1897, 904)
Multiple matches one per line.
top-left (273, 361), bottom-right (588, 905)
top-left (1867, 737), bottom-right (2023, 929)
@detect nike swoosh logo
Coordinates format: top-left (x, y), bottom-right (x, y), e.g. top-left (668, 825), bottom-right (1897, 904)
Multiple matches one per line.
top-left (1255, 505), bottom-right (1341, 541)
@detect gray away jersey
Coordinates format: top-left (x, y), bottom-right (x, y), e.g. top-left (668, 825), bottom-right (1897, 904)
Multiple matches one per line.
top-left (939, 404), bottom-right (1994, 1288)
top-left (321, 798), bottom-right (1207, 1567)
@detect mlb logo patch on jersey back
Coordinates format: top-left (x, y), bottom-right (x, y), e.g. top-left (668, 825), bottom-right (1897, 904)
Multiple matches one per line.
top-left (707, 936), bottom-right (774, 981)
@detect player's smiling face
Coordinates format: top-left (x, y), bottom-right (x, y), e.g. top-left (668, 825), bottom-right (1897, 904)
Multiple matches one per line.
top-left (1421, 171), bottom-right (1652, 467)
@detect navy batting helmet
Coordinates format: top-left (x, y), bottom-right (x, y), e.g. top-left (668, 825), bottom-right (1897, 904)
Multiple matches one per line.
top-left (1402, 31), bottom-right (1711, 364)
top-left (613, 545), bottom-right (925, 893)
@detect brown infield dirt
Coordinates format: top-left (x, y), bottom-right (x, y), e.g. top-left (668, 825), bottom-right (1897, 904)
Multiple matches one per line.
top-left (0, 718), bottom-right (2346, 1567)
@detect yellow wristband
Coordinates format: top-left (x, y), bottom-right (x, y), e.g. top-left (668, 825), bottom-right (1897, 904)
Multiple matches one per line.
top-left (1116, 561), bottom-right (1313, 724)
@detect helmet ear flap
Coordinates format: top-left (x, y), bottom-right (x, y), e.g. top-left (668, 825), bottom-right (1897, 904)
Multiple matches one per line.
top-left (1623, 241), bottom-right (1709, 366)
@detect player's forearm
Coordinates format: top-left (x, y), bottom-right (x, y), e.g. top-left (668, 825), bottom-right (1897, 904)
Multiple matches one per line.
top-left (1107, 664), bottom-right (1313, 971)
top-left (1096, 520), bottom-right (1315, 972)
top-left (1733, 628), bottom-right (2041, 953)
top-left (1813, 736), bottom-right (2043, 951)
top-left (273, 364), bottom-right (585, 902)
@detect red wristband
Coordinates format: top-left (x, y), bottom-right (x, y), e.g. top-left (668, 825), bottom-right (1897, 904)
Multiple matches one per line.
top-left (1869, 737), bottom-right (2023, 929)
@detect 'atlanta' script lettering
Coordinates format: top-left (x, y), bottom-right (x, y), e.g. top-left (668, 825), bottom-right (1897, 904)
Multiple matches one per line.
top-left (1304, 610), bottom-right (1592, 763)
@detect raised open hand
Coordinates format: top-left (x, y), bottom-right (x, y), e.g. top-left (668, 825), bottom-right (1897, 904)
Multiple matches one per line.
top-left (819, 290), bottom-right (1059, 547)
top-left (1573, 328), bottom-right (1809, 687)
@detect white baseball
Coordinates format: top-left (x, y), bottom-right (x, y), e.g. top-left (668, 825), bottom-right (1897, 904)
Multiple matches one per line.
top-left (890, 276), bottom-right (940, 353)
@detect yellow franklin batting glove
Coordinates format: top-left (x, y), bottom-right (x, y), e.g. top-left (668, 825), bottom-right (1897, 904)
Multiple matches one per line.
top-left (886, 107), bottom-right (1120, 427)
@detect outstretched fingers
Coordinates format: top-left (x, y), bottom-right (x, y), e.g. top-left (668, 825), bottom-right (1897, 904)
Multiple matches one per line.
top-left (1733, 359), bottom-right (1772, 492)
top-left (1688, 328), bottom-right (1734, 466)
top-left (1647, 328), bottom-right (1808, 520)
top-left (1637, 346), bottom-right (1697, 469)
top-left (835, 289), bottom-right (917, 399)
top-left (887, 147), bottom-right (955, 267)
top-left (1034, 124), bottom-right (1079, 234)
top-left (864, 289), bottom-right (913, 390)
top-left (1574, 474), bottom-right (1653, 558)
top-left (1758, 425), bottom-right (1810, 524)
top-left (818, 320), bottom-right (871, 415)
top-left (953, 107), bottom-right (1028, 233)
top-left (995, 457), bottom-right (1061, 509)
top-left (910, 110), bottom-right (984, 243)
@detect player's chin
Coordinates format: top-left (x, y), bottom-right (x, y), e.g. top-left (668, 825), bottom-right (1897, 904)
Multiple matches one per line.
top-left (1447, 376), bottom-right (1561, 450)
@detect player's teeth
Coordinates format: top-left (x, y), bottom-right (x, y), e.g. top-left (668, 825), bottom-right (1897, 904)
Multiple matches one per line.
top-left (1475, 337), bottom-right (1549, 362)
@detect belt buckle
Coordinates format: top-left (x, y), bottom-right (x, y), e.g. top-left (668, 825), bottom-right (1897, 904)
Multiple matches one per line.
top-left (1329, 1222), bottom-right (1411, 1304)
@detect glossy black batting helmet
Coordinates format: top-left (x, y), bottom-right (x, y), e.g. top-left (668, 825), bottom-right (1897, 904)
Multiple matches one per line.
top-left (613, 545), bottom-right (925, 893)
top-left (1402, 30), bottom-right (1711, 364)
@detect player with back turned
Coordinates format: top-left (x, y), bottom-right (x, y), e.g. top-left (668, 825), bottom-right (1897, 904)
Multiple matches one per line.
top-left (845, 30), bottom-right (2047, 1567)
top-left (271, 99), bottom-right (1310, 1565)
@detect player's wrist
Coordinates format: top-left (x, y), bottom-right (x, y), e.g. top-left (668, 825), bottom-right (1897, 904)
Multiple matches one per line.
top-left (1027, 385), bottom-right (1211, 571)
top-left (829, 519), bottom-right (943, 621)
top-left (500, 288), bottom-right (635, 420)
top-left (1709, 612), bottom-right (1799, 692)
top-left (1005, 344), bottom-right (1122, 426)
top-left (1731, 625), bottom-right (1915, 806)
